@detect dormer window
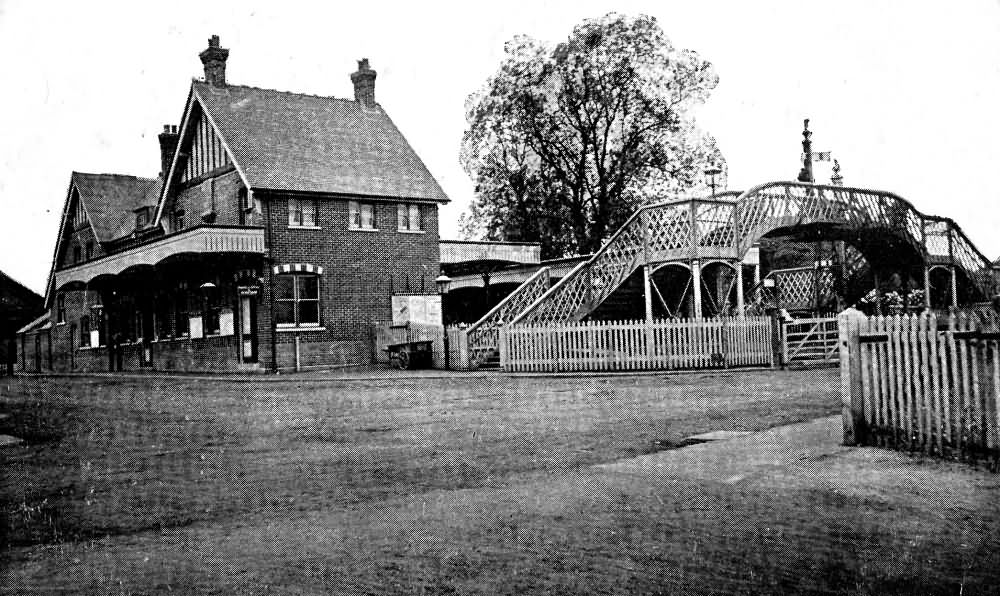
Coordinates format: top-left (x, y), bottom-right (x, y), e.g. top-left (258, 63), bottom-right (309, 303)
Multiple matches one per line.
top-left (135, 207), bottom-right (150, 230)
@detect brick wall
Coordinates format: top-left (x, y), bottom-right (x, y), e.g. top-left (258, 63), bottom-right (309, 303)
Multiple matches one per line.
top-left (59, 226), bottom-right (103, 268)
top-left (262, 192), bottom-right (440, 371)
top-left (168, 167), bottom-right (246, 231)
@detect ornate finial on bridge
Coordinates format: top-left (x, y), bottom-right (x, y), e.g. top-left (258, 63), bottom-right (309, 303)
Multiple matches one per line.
top-left (831, 159), bottom-right (843, 186)
top-left (797, 118), bottom-right (814, 183)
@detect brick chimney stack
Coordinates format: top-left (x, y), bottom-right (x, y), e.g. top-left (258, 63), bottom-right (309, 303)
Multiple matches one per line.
top-left (158, 124), bottom-right (179, 178)
top-left (199, 35), bottom-right (230, 87)
top-left (351, 58), bottom-right (377, 107)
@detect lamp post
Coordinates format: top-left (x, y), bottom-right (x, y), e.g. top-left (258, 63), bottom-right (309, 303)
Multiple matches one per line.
top-left (704, 165), bottom-right (722, 197)
top-left (435, 274), bottom-right (452, 369)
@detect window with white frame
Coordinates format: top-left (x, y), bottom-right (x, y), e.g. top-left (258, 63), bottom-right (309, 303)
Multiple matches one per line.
top-left (174, 284), bottom-right (190, 337)
top-left (349, 201), bottom-right (376, 230)
top-left (57, 294), bottom-right (66, 324)
top-left (202, 286), bottom-right (222, 335)
top-left (80, 316), bottom-right (90, 347)
top-left (288, 198), bottom-right (318, 227)
top-left (275, 274), bottom-right (320, 327)
top-left (397, 203), bottom-right (423, 232)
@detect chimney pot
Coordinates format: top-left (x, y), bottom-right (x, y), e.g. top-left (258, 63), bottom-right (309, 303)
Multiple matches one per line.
top-left (350, 58), bottom-right (377, 108)
top-left (199, 34), bottom-right (230, 87)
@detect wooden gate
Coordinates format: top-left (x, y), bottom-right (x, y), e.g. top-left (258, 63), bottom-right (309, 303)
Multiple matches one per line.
top-left (840, 310), bottom-right (1000, 462)
top-left (783, 316), bottom-right (839, 365)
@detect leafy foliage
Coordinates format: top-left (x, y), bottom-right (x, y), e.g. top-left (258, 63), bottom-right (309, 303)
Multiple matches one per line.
top-left (459, 13), bottom-right (725, 258)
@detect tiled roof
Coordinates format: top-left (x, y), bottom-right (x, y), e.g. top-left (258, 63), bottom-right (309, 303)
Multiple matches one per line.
top-left (72, 172), bottom-right (162, 242)
top-left (192, 82), bottom-right (449, 202)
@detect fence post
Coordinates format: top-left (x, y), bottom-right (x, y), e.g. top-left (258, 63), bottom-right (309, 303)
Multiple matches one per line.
top-left (499, 326), bottom-right (508, 372)
top-left (457, 328), bottom-right (469, 370)
top-left (839, 307), bottom-right (866, 446)
top-left (770, 313), bottom-right (783, 368)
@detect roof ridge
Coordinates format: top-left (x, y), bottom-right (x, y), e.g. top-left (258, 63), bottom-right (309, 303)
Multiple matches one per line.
top-left (73, 171), bottom-right (160, 182)
top-left (194, 80), bottom-right (378, 107)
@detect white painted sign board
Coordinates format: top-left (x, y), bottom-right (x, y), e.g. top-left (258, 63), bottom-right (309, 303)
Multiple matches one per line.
top-left (392, 295), bottom-right (442, 326)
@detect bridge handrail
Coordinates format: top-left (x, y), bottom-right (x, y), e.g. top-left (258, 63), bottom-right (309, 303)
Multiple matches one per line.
top-left (465, 266), bottom-right (552, 354)
top-left (509, 205), bottom-right (657, 324)
top-left (509, 260), bottom-right (589, 326)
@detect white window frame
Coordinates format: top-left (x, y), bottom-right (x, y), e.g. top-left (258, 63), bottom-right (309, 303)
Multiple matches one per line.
top-left (275, 274), bottom-right (321, 328)
top-left (397, 203), bottom-right (424, 232)
top-left (56, 294), bottom-right (66, 324)
top-left (349, 200), bottom-right (377, 231)
top-left (288, 197), bottom-right (318, 228)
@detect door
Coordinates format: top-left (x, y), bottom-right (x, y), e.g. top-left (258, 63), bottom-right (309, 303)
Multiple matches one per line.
top-left (239, 293), bottom-right (258, 362)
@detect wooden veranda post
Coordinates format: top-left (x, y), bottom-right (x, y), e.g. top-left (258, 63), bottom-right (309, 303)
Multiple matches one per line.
top-left (735, 263), bottom-right (745, 318)
top-left (839, 307), bottom-right (866, 446)
top-left (923, 266), bottom-right (932, 309)
top-left (692, 260), bottom-right (703, 319)
top-left (950, 266), bottom-right (958, 308)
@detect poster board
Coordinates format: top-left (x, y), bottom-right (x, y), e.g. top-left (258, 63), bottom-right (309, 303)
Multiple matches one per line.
top-left (392, 295), bottom-right (442, 326)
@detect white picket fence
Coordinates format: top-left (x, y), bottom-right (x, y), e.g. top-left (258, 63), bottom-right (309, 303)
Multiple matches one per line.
top-left (500, 316), bottom-right (774, 373)
top-left (840, 310), bottom-right (1000, 461)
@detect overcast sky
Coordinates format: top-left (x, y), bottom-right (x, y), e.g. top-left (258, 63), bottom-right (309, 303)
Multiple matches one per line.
top-left (1, 0), bottom-right (998, 294)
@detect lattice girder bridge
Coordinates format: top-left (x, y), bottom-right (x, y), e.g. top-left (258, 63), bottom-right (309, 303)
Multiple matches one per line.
top-left (465, 180), bottom-right (998, 358)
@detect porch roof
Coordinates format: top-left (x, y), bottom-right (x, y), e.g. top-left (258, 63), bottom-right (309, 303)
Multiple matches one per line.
top-left (54, 225), bottom-right (265, 288)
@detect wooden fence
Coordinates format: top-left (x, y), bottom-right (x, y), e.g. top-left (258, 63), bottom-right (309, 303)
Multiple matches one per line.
top-left (840, 310), bottom-right (1000, 463)
top-left (371, 323), bottom-right (472, 370)
top-left (783, 316), bottom-right (839, 365)
top-left (500, 316), bottom-right (773, 373)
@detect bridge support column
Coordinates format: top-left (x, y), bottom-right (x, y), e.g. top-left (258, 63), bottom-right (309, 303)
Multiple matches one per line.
top-left (643, 264), bottom-right (654, 323)
top-left (923, 266), bottom-right (932, 310)
top-left (950, 266), bottom-right (958, 308)
top-left (692, 260), bottom-right (703, 319)
top-left (736, 263), bottom-right (745, 318)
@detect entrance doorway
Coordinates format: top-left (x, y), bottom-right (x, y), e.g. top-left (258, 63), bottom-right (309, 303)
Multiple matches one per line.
top-left (239, 291), bottom-right (258, 363)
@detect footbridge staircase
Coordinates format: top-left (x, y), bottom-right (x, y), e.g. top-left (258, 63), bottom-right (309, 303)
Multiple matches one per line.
top-left (465, 181), bottom-right (998, 363)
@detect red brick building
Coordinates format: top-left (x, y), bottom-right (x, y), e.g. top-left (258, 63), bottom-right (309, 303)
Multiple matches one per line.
top-left (22, 36), bottom-right (448, 373)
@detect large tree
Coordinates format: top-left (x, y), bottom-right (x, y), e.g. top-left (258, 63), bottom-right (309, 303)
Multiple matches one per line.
top-left (460, 13), bottom-right (725, 258)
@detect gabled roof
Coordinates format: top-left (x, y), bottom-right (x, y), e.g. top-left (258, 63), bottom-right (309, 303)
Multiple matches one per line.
top-left (0, 268), bottom-right (43, 305)
top-left (190, 81), bottom-right (449, 202)
top-left (0, 268), bottom-right (44, 331)
top-left (72, 172), bottom-right (162, 243)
